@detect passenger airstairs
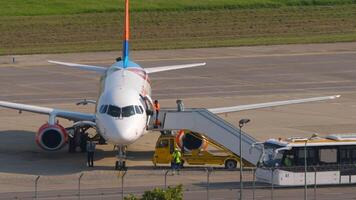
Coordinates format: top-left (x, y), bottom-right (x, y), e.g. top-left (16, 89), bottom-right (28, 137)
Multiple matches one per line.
top-left (149, 108), bottom-right (263, 166)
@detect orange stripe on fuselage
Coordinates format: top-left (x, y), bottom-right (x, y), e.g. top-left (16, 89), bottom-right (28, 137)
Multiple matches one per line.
top-left (124, 0), bottom-right (130, 41)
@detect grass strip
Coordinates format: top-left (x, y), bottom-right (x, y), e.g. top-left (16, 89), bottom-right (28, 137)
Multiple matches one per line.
top-left (0, 5), bottom-right (355, 55)
top-left (1, 0), bottom-right (355, 16)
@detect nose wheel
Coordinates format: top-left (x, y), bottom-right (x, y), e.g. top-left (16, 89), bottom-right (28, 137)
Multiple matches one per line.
top-left (115, 146), bottom-right (127, 170)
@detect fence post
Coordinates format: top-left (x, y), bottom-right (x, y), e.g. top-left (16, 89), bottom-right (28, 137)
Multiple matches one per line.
top-left (205, 168), bottom-right (212, 200)
top-left (34, 176), bottom-right (40, 200)
top-left (252, 168), bottom-right (256, 200)
top-left (313, 167), bottom-right (317, 200)
top-left (271, 168), bottom-right (274, 200)
top-left (78, 173), bottom-right (84, 200)
top-left (121, 170), bottom-right (127, 200)
top-left (164, 169), bottom-right (170, 189)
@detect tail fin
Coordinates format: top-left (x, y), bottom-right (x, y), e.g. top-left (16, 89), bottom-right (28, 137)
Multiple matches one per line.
top-left (122, 0), bottom-right (130, 68)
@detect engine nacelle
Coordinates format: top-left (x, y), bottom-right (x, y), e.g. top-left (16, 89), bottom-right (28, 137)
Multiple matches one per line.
top-left (36, 123), bottom-right (68, 151)
top-left (176, 130), bottom-right (208, 151)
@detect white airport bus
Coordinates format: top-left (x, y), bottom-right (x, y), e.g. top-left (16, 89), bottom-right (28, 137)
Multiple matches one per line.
top-left (255, 134), bottom-right (356, 186)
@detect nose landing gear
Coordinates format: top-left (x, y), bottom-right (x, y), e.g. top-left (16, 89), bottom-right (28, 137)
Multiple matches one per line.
top-left (115, 146), bottom-right (127, 170)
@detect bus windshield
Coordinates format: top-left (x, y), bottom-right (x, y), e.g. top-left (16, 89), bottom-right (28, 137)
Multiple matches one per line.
top-left (261, 144), bottom-right (284, 167)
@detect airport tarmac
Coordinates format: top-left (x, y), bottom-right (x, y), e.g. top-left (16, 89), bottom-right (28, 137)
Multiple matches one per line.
top-left (1, 42), bottom-right (356, 199)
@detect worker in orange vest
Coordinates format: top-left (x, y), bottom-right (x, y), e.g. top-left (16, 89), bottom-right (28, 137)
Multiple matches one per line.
top-left (154, 100), bottom-right (161, 127)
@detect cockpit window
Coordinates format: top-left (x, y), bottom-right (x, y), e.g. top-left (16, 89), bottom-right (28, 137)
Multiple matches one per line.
top-left (135, 105), bottom-right (142, 114)
top-left (107, 105), bottom-right (121, 118)
top-left (122, 106), bottom-right (135, 117)
top-left (139, 106), bottom-right (144, 113)
top-left (99, 105), bottom-right (108, 114)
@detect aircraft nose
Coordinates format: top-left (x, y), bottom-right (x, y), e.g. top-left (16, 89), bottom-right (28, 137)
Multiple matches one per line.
top-left (109, 121), bottom-right (138, 145)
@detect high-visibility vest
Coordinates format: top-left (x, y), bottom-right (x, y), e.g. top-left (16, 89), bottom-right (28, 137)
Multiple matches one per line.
top-left (172, 151), bottom-right (182, 164)
top-left (154, 103), bottom-right (160, 111)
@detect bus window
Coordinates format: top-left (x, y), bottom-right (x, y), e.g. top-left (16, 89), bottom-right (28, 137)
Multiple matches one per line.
top-left (351, 149), bottom-right (356, 164)
top-left (282, 150), bottom-right (295, 167)
top-left (340, 146), bottom-right (352, 164)
top-left (295, 148), bottom-right (316, 166)
top-left (319, 148), bottom-right (337, 165)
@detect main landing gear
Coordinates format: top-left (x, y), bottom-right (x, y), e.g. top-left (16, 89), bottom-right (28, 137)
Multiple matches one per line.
top-left (115, 146), bottom-right (127, 170)
top-left (67, 127), bottom-right (89, 153)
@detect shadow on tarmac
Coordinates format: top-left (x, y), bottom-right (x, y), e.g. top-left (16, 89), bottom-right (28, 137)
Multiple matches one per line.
top-left (0, 130), bottom-right (156, 175)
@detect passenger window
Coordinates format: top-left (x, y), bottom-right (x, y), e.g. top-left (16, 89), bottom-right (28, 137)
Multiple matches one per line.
top-left (122, 106), bottom-right (135, 117)
top-left (135, 105), bottom-right (142, 114)
top-left (319, 148), bottom-right (337, 164)
top-left (107, 105), bottom-right (121, 117)
top-left (99, 105), bottom-right (108, 114)
top-left (157, 139), bottom-right (169, 148)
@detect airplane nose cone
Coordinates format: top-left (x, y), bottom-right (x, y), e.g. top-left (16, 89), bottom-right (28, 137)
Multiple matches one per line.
top-left (108, 121), bottom-right (138, 145)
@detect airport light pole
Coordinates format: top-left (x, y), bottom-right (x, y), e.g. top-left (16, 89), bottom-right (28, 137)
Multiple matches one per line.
top-left (304, 133), bottom-right (318, 200)
top-left (239, 118), bottom-right (250, 200)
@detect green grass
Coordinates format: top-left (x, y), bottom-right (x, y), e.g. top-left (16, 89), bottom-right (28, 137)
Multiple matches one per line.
top-left (0, 0), bottom-right (355, 16)
top-left (0, 1), bottom-right (355, 55)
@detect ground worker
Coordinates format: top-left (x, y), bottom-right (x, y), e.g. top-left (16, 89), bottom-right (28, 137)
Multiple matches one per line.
top-left (283, 154), bottom-right (293, 167)
top-left (171, 148), bottom-right (182, 174)
top-left (154, 100), bottom-right (161, 127)
top-left (86, 138), bottom-right (96, 167)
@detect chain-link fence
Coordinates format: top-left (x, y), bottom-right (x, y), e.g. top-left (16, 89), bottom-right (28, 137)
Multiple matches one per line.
top-left (1, 165), bottom-right (356, 200)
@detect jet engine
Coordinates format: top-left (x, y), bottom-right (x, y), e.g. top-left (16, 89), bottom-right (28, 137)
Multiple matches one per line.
top-left (176, 130), bottom-right (208, 151)
top-left (36, 123), bottom-right (68, 151)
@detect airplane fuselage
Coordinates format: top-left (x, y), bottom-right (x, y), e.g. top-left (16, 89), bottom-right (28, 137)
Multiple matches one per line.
top-left (96, 61), bottom-right (151, 146)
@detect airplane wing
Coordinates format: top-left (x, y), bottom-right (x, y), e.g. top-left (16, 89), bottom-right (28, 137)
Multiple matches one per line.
top-left (48, 60), bottom-right (107, 74)
top-left (208, 95), bottom-right (340, 114)
top-left (0, 101), bottom-right (95, 122)
top-left (145, 63), bottom-right (206, 74)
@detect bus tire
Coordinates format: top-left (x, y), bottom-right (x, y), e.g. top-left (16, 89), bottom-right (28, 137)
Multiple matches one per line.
top-left (225, 159), bottom-right (237, 169)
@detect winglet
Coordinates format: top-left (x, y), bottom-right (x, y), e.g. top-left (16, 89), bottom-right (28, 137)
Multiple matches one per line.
top-left (122, 0), bottom-right (130, 68)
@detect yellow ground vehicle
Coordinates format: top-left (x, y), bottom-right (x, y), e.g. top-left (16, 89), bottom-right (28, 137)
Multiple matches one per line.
top-left (152, 134), bottom-right (240, 169)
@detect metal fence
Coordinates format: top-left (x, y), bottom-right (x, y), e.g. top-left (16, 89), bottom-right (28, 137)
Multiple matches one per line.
top-left (1, 165), bottom-right (356, 200)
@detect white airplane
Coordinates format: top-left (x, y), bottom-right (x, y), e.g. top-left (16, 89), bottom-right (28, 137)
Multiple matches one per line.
top-left (0, 0), bottom-right (340, 169)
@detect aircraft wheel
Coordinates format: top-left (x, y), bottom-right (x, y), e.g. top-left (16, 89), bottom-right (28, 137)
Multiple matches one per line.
top-left (115, 161), bottom-right (119, 170)
top-left (115, 161), bottom-right (127, 171)
top-left (98, 136), bottom-right (107, 145)
top-left (225, 159), bottom-right (237, 169)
